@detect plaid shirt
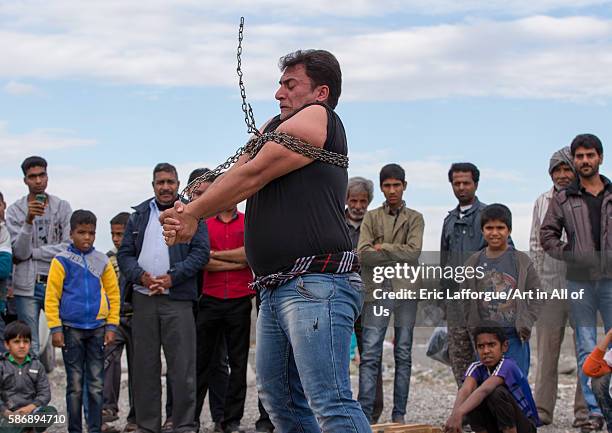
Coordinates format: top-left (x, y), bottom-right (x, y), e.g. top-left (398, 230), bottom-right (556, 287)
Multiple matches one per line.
top-left (251, 251), bottom-right (359, 290)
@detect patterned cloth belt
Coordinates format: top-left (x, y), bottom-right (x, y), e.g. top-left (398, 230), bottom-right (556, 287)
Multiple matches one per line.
top-left (251, 251), bottom-right (360, 291)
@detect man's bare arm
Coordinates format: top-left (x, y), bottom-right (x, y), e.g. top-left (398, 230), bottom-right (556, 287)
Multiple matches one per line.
top-left (212, 247), bottom-right (248, 264)
top-left (160, 106), bottom-right (328, 244)
top-left (205, 258), bottom-right (248, 272)
top-left (182, 105), bottom-right (327, 221)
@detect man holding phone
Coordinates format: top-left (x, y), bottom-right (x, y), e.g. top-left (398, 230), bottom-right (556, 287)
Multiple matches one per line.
top-left (6, 156), bottom-right (72, 354)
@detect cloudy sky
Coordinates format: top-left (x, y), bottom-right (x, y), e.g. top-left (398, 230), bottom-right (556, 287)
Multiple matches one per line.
top-left (0, 0), bottom-right (611, 252)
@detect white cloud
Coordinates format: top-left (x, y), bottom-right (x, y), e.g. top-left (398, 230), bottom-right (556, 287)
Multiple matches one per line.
top-left (1, 0), bottom-right (609, 21)
top-left (0, 122), bottom-right (96, 162)
top-left (0, 2), bottom-right (612, 101)
top-left (3, 80), bottom-right (39, 95)
top-left (349, 152), bottom-right (526, 192)
top-left (336, 16), bottom-right (612, 101)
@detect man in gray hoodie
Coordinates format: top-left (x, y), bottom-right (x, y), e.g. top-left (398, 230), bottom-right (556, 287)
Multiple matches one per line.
top-left (5, 156), bottom-right (71, 355)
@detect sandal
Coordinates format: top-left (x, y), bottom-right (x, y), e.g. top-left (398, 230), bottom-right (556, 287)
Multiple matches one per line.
top-left (574, 418), bottom-right (590, 428)
top-left (161, 419), bottom-right (174, 433)
top-left (580, 415), bottom-right (605, 433)
top-left (121, 422), bottom-right (138, 433)
top-left (102, 408), bottom-right (119, 423)
top-left (102, 423), bottom-right (121, 433)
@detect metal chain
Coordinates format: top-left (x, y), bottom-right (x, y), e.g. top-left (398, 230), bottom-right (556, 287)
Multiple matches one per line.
top-left (179, 18), bottom-right (349, 202)
top-left (248, 132), bottom-right (349, 168)
top-left (179, 142), bottom-right (248, 201)
top-left (237, 17), bottom-right (259, 136)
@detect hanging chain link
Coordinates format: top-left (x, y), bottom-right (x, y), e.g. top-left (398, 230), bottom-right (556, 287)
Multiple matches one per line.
top-left (179, 17), bottom-right (349, 202)
top-left (237, 17), bottom-right (260, 136)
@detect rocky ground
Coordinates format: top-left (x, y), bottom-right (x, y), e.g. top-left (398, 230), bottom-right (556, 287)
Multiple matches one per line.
top-left (45, 327), bottom-right (589, 433)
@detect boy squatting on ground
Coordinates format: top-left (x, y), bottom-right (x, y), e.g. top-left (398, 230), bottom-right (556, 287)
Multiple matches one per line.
top-left (582, 329), bottom-right (612, 433)
top-left (445, 321), bottom-right (542, 433)
top-left (0, 320), bottom-right (57, 433)
top-left (45, 210), bottom-right (121, 433)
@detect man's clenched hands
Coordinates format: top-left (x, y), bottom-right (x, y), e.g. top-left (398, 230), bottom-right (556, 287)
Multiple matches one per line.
top-left (159, 201), bottom-right (198, 246)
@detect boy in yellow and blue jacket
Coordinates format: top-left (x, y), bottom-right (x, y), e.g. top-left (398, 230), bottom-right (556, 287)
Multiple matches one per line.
top-left (45, 210), bottom-right (120, 433)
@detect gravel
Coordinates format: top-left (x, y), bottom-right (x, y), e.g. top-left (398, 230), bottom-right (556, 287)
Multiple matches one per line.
top-left (44, 327), bottom-right (587, 433)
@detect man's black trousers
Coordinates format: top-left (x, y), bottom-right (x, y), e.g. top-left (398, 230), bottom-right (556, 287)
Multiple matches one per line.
top-left (195, 295), bottom-right (252, 429)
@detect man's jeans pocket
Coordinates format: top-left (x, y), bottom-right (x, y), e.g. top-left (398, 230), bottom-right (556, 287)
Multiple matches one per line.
top-left (295, 275), bottom-right (335, 301)
top-left (62, 339), bottom-right (82, 367)
top-left (348, 273), bottom-right (364, 293)
top-left (33, 283), bottom-right (46, 303)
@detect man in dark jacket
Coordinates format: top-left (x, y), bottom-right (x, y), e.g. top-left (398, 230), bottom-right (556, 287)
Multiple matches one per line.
top-left (118, 163), bottom-right (209, 433)
top-left (540, 134), bottom-right (612, 432)
top-left (441, 162), bottom-right (486, 387)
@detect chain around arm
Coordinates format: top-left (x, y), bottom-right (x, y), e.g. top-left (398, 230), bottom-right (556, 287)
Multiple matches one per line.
top-left (179, 132), bottom-right (348, 201)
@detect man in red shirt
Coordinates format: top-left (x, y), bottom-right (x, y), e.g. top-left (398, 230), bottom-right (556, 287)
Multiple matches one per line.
top-left (193, 174), bottom-right (254, 433)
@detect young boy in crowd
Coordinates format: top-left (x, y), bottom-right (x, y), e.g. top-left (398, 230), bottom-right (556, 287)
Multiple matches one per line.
top-left (102, 212), bottom-right (136, 433)
top-left (45, 210), bottom-right (120, 433)
top-left (0, 320), bottom-right (57, 433)
top-left (582, 329), bottom-right (612, 432)
top-left (445, 321), bottom-right (541, 433)
top-left (462, 204), bottom-right (542, 377)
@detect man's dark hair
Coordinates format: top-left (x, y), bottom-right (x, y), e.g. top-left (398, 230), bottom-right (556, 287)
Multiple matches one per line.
top-left (21, 156), bottom-right (47, 175)
top-left (188, 168), bottom-right (214, 184)
top-left (0, 191), bottom-right (4, 203)
top-left (110, 212), bottom-right (130, 226)
top-left (448, 162), bottom-right (480, 183)
top-left (379, 163), bottom-right (405, 185)
top-left (153, 163), bottom-right (178, 180)
top-left (70, 209), bottom-right (97, 231)
top-left (4, 320), bottom-right (32, 342)
top-left (473, 320), bottom-right (508, 345)
top-left (570, 134), bottom-right (604, 156)
top-left (279, 49), bottom-right (342, 109)
top-left (480, 203), bottom-right (512, 231)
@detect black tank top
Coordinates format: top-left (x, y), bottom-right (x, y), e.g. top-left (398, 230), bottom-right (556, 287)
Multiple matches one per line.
top-left (244, 103), bottom-right (353, 276)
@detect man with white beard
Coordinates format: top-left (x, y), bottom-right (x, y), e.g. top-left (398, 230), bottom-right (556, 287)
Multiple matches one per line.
top-left (345, 176), bottom-right (386, 424)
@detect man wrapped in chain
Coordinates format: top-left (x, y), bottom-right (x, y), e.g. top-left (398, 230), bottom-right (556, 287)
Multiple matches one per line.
top-left (160, 49), bottom-right (372, 433)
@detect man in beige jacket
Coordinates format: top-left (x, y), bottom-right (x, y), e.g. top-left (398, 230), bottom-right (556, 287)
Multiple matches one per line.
top-left (357, 163), bottom-right (424, 424)
top-left (530, 147), bottom-right (587, 426)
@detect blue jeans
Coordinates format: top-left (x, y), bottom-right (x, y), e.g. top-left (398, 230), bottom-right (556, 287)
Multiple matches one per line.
top-left (256, 272), bottom-right (371, 433)
top-left (505, 330), bottom-right (530, 378)
top-left (14, 282), bottom-right (46, 354)
top-left (62, 326), bottom-right (105, 433)
top-left (358, 297), bottom-right (417, 421)
top-left (568, 279), bottom-right (612, 416)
